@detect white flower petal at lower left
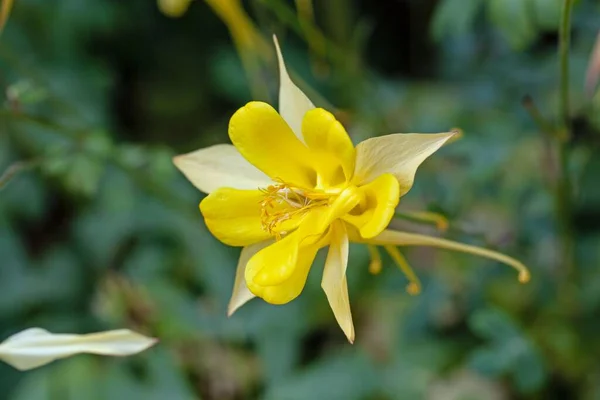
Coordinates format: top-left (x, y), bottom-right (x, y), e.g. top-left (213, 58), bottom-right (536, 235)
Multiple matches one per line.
top-left (0, 327), bottom-right (157, 371)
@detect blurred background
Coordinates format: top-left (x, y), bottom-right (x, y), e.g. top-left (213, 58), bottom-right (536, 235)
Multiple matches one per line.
top-left (1, 0), bottom-right (600, 398)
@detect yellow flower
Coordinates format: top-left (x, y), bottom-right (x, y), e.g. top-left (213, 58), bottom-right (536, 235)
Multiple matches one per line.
top-left (157, 0), bottom-right (192, 18)
top-left (173, 37), bottom-right (530, 343)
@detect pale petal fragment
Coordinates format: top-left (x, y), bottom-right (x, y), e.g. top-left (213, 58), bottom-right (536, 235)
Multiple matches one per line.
top-left (274, 35), bottom-right (315, 140)
top-left (228, 241), bottom-right (272, 316)
top-left (370, 230), bottom-right (531, 283)
top-left (173, 144), bottom-right (270, 194)
top-left (353, 132), bottom-right (456, 196)
top-left (322, 222), bottom-right (355, 343)
top-left (0, 328), bottom-right (157, 371)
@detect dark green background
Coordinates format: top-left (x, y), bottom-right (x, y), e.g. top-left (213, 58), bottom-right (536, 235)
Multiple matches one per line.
top-left (1, 0), bottom-right (600, 398)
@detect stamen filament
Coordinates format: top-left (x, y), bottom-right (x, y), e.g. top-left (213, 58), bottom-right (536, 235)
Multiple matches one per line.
top-left (372, 230), bottom-right (531, 284)
top-left (259, 180), bottom-right (330, 239)
top-left (383, 246), bottom-right (421, 295)
top-left (367, 245), bottom-right (382, 275)
top-left (394, 211), bottom-right (449, 232)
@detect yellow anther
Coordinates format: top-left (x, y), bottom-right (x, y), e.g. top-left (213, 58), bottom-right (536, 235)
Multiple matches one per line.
top-left (259, 180), bottom-right (329, 239)
top-left (383, 245), bottom-right (422, 295)
top-left (406, 282), bottom-right (421, 296)
top-left (367, 245), bottom-right (382, 275)
top-left (519, 270), bottom-right (531, 284)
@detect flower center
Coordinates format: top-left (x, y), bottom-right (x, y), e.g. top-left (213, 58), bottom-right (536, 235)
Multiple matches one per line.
top-left (260, 180), bottom-right (330, 239)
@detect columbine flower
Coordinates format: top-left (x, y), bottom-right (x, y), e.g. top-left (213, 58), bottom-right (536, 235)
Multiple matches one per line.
top-left (173, 37), bottom-right (530, 342)
top-left (0, 328), bottom-right (156, 370)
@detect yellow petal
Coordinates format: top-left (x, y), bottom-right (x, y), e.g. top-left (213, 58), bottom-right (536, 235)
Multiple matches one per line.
top-left (353, 132), bottom-right (456, 196)
top-left (321, 222), bottom-right (354, 343)
top-left (302, 108), bottom-right (356, 185)
top-left (228, 241), bottom-right (272, 316)
top-left (229, 101), bottom-right (318, 188)
top-left (245, 209), bottom-right (327, 304)
top-left (343, 173), bottom-right (400, 239)
top-left (200, 188), bottom-right (272, 246)
top-left (274, 35), bottom-right (315, 140)
top-left (246, 235), bottom-right (320, 304)
top-left (0, 328), bottom-right (156, 371)
top-left (369, 230), bottom-right (531, 283)
top-left (173, 144), bottom-right (271, 194)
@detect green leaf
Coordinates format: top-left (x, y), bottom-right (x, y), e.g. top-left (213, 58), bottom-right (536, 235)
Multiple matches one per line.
top-left (64, 155), bottom-right (105, 196)
top-left (469, 308), bottom-right (519, 341)
top-left (264, 352), bottom-right (376, 400)
top-left (431, 0), bottom-right (484, 41)
top-left (468, 346), bottom-right (513, 376)
top-left (529, 0), bottom-right (561, 31)
top-left (488, 0), bottom-right (537, 50)
top-left (513, 345), bottom-right (546, 392)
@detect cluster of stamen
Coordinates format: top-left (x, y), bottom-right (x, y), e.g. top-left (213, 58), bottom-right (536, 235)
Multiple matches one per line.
top-left (260, 179), bottom-right (329, 240)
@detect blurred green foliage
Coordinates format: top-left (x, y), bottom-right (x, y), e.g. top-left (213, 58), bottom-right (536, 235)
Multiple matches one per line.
top-left (1, 0), bottom-right (600, 399)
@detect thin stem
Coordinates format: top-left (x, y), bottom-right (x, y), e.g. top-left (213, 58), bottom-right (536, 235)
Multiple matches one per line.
top-left (383, 245), bottom-right (421, 295)
top-left (366, 245), bottom-right (382, 275)
top-left (0, 0), bottom-right (14, 35)
top-left (557, 0), bottom-right (575, 277)
top-left (394, 210), bottom-right (448, 232)
top-left (559, 0), bottom-right (574, 129)
top-left (522, 95), bottom-right (556, 138)
top-left (0, 160), bottom-right (38, 190)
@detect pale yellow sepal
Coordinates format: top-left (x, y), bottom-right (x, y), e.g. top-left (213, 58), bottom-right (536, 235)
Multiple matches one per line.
top-left (353, 131), bottom-right (456, 196)
top-left (228, 241), bottom-right (272, 316)
top-left (322, 222), bottom-right (355, 343)
top-left (274, 35), bottom-right (315, 140)
top-left (0, 328), bottom-right (157, 371)
top-left (173, 144), bottom-right (270, 194)
top-left (370, 230), bottom-right (531, 283)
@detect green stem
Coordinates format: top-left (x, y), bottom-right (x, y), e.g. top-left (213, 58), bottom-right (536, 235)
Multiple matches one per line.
top-left (522, 95), bottom-right (555, 137)
top-left (0, 160), bottom-right (38, 190)
top-left (559, 0), bottom-right (574, 128)
top-left (557, 0), bottom-right (575, 278)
